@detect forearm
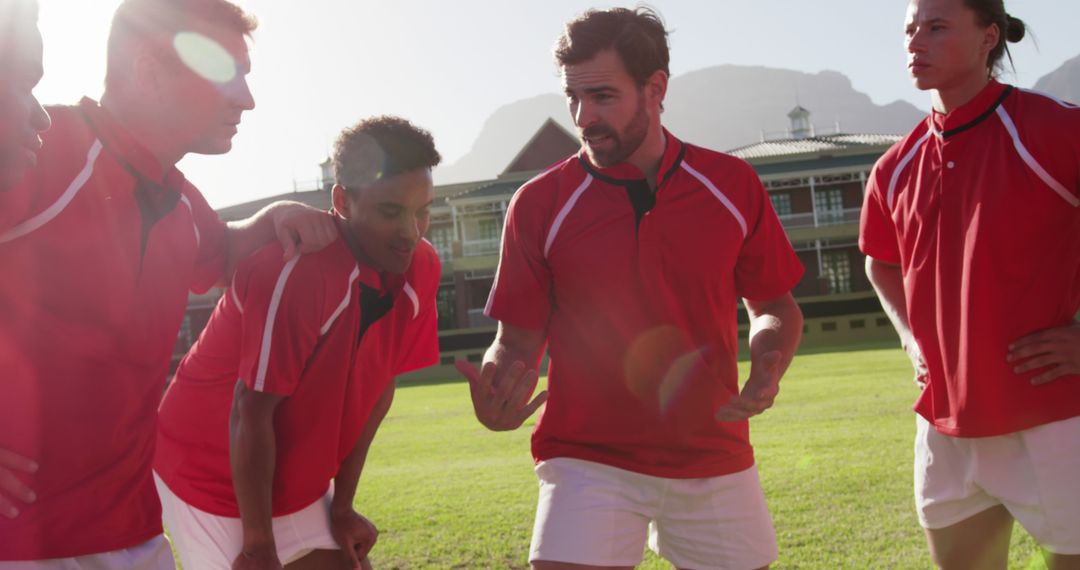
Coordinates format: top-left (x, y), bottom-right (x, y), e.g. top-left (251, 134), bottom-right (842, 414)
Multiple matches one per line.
top-left (331, 383), bottom-right (395, 514)
top-left (866, 257), bottom-right (916, 347)
top-left (224, 202), bottom-right (292, 274)
top-left (745, 295), bottom-right (803, 376)
top-left (483, 329), bottom-right (544, 376)
top-left (230, 395), bottom-right (279, 550)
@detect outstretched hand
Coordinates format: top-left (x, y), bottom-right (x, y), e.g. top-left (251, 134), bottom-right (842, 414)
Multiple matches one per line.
top-left (716, 350), bottom-right (782, 422)
top-left (457, 360), bottom-right (547, 432)
top-left (1008, 322), bottom-right (1080, 385)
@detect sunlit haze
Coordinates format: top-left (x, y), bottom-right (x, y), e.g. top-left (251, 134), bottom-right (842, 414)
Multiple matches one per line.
top-left (35, 0), bottom-right (1080, 207)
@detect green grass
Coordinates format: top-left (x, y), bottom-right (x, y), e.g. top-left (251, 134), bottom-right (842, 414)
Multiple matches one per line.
top-left (355, 345), bottom-right (1049, 569)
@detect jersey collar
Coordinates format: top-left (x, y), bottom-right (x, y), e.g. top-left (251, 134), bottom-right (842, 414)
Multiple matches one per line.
top-left (78, 97), bottom-right (184, 188)
top-left (930, 80), bottom-right (1013, 139)
top-left (578, 128), bottom-right (686, 189)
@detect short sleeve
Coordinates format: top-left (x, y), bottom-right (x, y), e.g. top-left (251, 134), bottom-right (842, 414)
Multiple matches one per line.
top-left (734, 170), bottom-right (805, 301)
top-left (183, 186), bottom-right (228, 294)
top-left (484, 186), bottom-right (553, 330)
top-left (858, 159), bottom-right (903, 264)
top-left (394, 251), bottom-right (441, 375)
top-left (234, 247), bottom-right (324, 396)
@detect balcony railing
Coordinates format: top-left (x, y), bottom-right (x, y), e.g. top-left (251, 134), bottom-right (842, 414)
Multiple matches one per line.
top-left (462, 238), bottom-right (501, 257)
top-left (778, 207), bottom-right (861, 229)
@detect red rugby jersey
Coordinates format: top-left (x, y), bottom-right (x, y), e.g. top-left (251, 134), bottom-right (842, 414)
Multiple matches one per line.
top-left (154, 235), bottom-right (440, 517)
top-left (860, 80), bottom-right (1080, 437)
top-left (0, 99), bottom-right (227, 560)
top-left (486, 129), bottom-right (804, 478)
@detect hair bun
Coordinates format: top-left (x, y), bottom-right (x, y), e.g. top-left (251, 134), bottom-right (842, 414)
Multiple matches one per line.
top-left (1004, 14), bottom-right (1026, 43)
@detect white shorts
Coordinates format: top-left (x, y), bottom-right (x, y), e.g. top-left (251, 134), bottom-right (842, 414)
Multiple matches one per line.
top-left (529, 457), bottom-right (778, 569)
top-left (915, 414), bottom-right (1080, 554)
top-left (153, 472), bottom-right (339, 569)
top-left (0, 536), bottom-right (174, 570)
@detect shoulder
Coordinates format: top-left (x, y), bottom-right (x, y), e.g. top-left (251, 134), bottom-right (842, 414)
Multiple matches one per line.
top-left (410, 239), bottom-right (442, 289)
top-left (35, 104), bottom-right (98, 170)
top-left (234, 242), bottom-right (343, 304)
top-left (870, 120), bottom-right (933, 184)
top-left (680, 142), bottom-right (760, 186)
top-left (1006, 88), bottom-right (1080, 131)
top-left (510, 155), bottom-right (587, 211)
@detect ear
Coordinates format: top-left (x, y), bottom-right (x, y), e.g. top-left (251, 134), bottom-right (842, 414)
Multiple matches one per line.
top-left (331, 184), bottom-right (350, 218)
top-left (981, 22), bottom-right (1001, 57)
top-left (132, 46), bottom-right (164, 99)
top-left (645, 69), bottom-right (668, 110)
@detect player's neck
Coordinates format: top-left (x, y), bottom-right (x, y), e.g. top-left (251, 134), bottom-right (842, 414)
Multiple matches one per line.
top-left (931, 71), bottom-right (991, 115)
top-left (626, 122), bottom-right (666, 189)
top-left (100, 92), bottom-right (184, 172)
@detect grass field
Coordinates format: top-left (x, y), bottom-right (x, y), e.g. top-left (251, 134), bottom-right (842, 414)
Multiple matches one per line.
top-left (354, 344), bottom-right (1050, 569)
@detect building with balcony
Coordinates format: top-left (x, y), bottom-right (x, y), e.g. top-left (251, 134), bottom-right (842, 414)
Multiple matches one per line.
top-left (173, 110), bottom-right (903, 375)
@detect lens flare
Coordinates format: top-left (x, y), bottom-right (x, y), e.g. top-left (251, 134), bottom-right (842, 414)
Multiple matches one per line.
top-left (173, 31), bottom-right (236, 84)
top-left (624, 326), bottom-right (709, 414)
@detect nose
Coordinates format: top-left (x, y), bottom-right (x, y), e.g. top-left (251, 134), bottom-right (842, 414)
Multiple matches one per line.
top-left (571, 99), bottom-right (595, 130)
top-left (906, 27), bottom-right (927, 54)
top-left (230, 77), bottom-right (256, 112)
top-left (400, 213), bottom-right (421, 244)
top-left (30, 95), bottom-right (51, 134)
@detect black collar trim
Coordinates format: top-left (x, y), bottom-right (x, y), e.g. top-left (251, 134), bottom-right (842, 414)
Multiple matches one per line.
top-left (576, 140), bottom-right (686, 189)
top-left (939, 85), bottom-right (1014, 139)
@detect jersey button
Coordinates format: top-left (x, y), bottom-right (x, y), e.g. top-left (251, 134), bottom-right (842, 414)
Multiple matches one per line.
top-left (946, 161), bottom-right (956, 169)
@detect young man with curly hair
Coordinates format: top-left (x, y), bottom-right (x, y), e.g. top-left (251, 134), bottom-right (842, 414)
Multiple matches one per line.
top-left (154, 116), bottom-right (442, 570)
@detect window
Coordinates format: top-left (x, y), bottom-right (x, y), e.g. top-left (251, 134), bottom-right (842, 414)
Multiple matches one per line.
top-left (769, 193), bottom-right (792, 217)
top-left (437, 283), bottom-right (457, 330)
top-left (477, 218), bottom-right (501, 242)
top-left (428, 225), bottom-right (454, 261)
top-left (814, 188), bottom-right (844, 224)
top-left (821, 250), bottom-right (852, 294)
top-left (850, 319), bottom-right (865, 329)
top-left (822, 321), bottom-right (838, 332)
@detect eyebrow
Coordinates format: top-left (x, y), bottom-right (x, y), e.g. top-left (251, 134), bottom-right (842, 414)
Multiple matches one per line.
top-left (564, 85), bottom-right (617, 96)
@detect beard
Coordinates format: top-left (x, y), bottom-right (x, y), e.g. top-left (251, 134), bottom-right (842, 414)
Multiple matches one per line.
top-left (581, 93), bottom-right (650, 168)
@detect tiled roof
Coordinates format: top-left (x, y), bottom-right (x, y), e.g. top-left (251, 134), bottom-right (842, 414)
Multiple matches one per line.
top-left (728, 133), bottom-right (902, 160)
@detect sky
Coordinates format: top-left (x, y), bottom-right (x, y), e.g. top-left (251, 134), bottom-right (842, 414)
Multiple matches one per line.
top-left (34, 0), bottom-right (1080, 208)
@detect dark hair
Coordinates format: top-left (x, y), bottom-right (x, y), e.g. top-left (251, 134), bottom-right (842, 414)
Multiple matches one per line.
top-left (964, 0), bottom-right (1026, 75)
top-left (554, 6), bottom-right (670, 87)
top-left (333, 116), bottom-right (442, 190)
top-left (106, 0), bottom-right (257, 87)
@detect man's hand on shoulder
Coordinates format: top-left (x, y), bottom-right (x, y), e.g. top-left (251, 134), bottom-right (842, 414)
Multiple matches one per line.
top-left (271, 202), bottom-right (338, 261)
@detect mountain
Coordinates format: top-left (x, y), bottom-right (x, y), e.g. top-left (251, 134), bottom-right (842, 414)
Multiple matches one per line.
top-left (435, 65), bottom-right (927, 184)
top-left (1033, 53), bottom-right (1080, 104)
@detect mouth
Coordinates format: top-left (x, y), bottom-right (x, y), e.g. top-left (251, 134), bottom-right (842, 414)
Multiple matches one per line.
top-left (908, 61), bottom-right (929, 73)
top-left (390, 244), bottom-right (414, 259)
top-left (583, 134), bottom-right (614, 148)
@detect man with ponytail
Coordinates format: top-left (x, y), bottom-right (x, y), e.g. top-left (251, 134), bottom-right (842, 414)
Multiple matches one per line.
top-left (862, 0), bottom-right (1080, 567)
